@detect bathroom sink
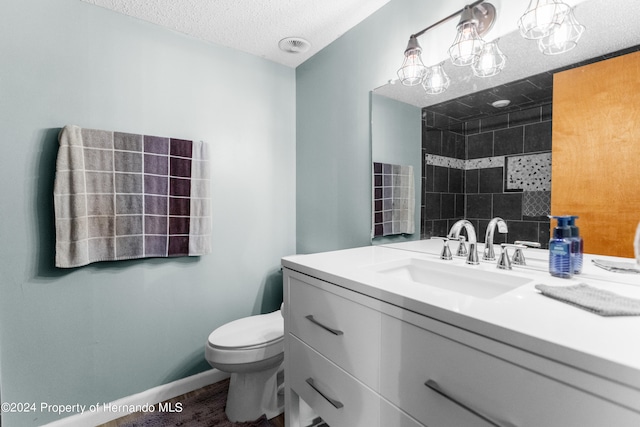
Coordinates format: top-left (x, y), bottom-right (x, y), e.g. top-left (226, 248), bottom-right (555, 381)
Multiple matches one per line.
top-left (369, 258), bottom-right (532, 299)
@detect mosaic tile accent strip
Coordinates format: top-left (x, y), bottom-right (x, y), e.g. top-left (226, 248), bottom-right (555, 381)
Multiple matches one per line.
top-left (54, 125), bottom-right (211, 268)
top-left (466, 156), bottom-right (505, 170)
top-left (523, 191), bottom-right (551, 217)
top-left (425, 154), bottom-right (465, 170)
top-left (372, 162), bottom-right (415, 237)
top-left (425, 154), bottom-right (505, 170)
top-left (506, 153), bottom-right (551, 191)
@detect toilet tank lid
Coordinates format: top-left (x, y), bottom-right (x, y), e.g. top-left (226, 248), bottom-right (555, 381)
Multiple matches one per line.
top-left (208, 310), bottom-right (283, 349)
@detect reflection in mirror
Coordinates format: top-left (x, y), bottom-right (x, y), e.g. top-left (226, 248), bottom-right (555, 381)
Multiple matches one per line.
top-left (420, 74), bottom-right (554, 248)
top-left (370, 93), bottom-right (421, 245)
top-left (371, 0), bottom-right (640, 252)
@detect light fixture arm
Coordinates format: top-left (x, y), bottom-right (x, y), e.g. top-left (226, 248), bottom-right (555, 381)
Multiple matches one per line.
top-left (411, 0), bottom-right (489, 39)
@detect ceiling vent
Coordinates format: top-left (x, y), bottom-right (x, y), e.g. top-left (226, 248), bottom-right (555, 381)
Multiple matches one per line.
top-left (279, 37), bottom-right (311, 54)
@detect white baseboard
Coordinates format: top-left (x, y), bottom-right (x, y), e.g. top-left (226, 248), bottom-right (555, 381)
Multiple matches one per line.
top-left (43, 369), bottom-right (230, 427)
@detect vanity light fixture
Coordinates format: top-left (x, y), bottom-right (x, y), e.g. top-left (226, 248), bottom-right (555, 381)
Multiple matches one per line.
top-left (422, 63), bottom-right (451, 94)
top-left (517, 0), bottom-right (570, 40)
top-left (396, 0), bottom-right (584, 95)
top-left (537, 8), bottom-right (585, 55)
top-left (472, 39), bottom-right (507, 77)
top-left (448, 4), bottom-right (496, 66)
top-left (397, 0), bottom-right (497, 94)
top-left (397, 35), bottom-right (427, 86)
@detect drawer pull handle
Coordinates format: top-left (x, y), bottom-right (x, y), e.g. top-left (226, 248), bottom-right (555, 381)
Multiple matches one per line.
top-left (306, 378), bottom-right (344, 409)
top-left (305, 315), bottom-right (344, 336)
top-left (425, 380), bottom-right (516, 427)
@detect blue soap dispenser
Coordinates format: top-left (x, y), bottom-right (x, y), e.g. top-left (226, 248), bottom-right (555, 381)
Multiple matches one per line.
top-left (567, 215), bottom-right (584, 274)
top-left (549, 215), bottom-right (573, 279)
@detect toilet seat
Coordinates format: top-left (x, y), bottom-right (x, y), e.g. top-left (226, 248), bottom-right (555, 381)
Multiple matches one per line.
top-left (206, 310), bottom-right (283, 365)
top-left (204, 309), bottom-right (285, 421)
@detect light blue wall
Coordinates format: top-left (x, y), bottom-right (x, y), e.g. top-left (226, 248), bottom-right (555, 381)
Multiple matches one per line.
top-left (0, 0), bottom-right (295, 425)
top-left (371, 93), bottom-right (422, 245)
top-left (295, 0), bottom-right (449, 253)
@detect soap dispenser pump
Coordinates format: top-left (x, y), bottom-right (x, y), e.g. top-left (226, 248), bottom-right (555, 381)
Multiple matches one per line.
top-left (549, 215), bottom-right (573, 279)
top-left (567, 216), bottom-right (583, 274)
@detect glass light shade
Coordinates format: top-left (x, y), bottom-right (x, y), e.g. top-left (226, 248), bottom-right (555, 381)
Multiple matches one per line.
top-left (448, 21), bottom-right (485, 66)
top-left (472, 40), bottom-right (507, 77)
top-left (537, 9), bottom-right (585, 55)
top-left (397, 36), bottom-right (427, 86)
top-left (422, 63), bottom-right (450, 95)
top-left (518, 0), bottom-right (570, 40)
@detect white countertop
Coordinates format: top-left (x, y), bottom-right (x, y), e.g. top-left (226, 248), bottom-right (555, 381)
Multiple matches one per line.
top-left (282, 240), bottom-right (640, 390)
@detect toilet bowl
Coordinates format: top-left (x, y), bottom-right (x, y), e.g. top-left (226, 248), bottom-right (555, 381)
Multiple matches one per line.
top-left (205, 309), bottom-right (284, 422)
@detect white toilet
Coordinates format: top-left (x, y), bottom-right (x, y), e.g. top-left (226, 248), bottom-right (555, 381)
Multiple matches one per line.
top-left (205, 309), bottom-right (284, 422)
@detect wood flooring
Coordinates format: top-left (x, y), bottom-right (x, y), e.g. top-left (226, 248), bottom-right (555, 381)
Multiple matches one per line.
top-left (97, 381), bottom-right (285, 427)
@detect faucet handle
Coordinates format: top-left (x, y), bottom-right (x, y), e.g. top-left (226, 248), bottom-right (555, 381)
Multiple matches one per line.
top-left (512, 241), bottom-right (541, 265)
top-left (498, 243), bottom-right (527, 270)
top-left (498, 244), bottom-right (511, 270)
top-left (455, 235), bottom-right (468, 257)
top-left (514, 240), bottom-right (542, 248)
top-left (430, 237), bottom-right (453, 260)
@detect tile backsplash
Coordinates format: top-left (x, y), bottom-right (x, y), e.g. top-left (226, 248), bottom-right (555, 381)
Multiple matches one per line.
top-left (421, 103), bottom-right (552, 248)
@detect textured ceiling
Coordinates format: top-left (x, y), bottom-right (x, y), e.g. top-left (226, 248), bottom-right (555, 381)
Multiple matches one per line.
top-left (80, 0), bottom-right (391, 68)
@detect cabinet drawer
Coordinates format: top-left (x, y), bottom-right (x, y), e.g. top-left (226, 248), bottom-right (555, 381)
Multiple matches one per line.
top-left (289, 335), bottom-right (380, 427)
top-left (381, 314), bottom-right (640, 427)
top-left (288, 276), bottom-right (380, 388)
top-left (380, 398), bottom-right (426, 427)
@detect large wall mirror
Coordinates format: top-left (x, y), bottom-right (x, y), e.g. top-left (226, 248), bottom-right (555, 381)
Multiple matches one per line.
top-left (371, 0), bottom-right (640, 256)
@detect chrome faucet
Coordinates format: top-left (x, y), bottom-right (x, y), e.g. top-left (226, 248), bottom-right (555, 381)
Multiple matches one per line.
top-left (447, 220), bottom-right (479, 265)
top-left (483, 217), bottom-right (509, 261)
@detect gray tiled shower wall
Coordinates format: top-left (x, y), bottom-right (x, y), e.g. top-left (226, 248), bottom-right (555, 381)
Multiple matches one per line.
top-left (421, 104), bottom-right (552, 248)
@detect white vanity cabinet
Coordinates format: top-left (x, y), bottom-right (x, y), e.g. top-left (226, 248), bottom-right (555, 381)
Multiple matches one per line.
top-left (283, 267), bottom-right (640, 427)
top-left (285, 271), bottom-right (418, 427)
top-left (381, 312), bottom-right (640, 427)
top-left (288, 271), bottom-right (381, 389)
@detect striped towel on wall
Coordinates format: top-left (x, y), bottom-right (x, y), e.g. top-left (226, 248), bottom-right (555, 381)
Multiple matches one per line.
top-left (53, 125), bottom-right (211, 268)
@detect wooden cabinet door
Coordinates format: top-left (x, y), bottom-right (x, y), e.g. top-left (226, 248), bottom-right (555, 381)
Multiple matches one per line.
top-left (552, 51), bottom-right (640, 257)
